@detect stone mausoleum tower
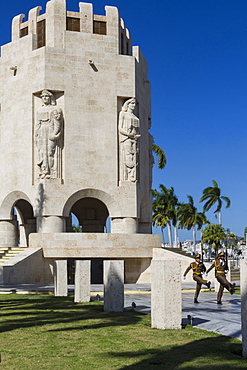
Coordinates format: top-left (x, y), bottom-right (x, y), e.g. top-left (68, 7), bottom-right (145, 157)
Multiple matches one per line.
top-left (0, 0), bottom-right (161, 285)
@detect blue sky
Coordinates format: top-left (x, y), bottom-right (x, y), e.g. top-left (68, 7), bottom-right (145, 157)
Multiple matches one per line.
top-left (1, 0), bottom-right (247, 241)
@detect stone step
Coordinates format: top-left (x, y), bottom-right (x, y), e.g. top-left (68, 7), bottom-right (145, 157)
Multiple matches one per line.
top-left (0, 246), bottom-right (27, 264)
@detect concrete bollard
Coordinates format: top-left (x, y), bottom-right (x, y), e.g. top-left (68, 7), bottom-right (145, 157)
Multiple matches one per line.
top-left (104, 260), bottom-right (124, 312)
top-left (74, 260), bottom-right (91, 303)
top-left (151, 260), bottom-right (181, 329)
top-left (240, 259), bottom-right (247, 358)
top-left (54, 259), bottom-right (67, 296)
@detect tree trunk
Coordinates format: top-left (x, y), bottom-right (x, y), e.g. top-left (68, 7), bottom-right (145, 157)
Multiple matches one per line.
top-left (167, 221), bottom-right (173, 247)
top-left (192, 225), bottom-right (196, 254)
top-left (161, 227), bottom-right (165, 244)
top-left (200, 230), bottom-right (204, 260)
top-left (218, 211), bottom-right (222, 225)
top-left (174, 225), bottom-right (179, 248)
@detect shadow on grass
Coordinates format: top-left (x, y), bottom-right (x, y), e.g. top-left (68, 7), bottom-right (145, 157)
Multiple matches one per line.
top-left (1, 294), bottom-right (143, 333)
top-left (111, 335), bottom-right (245, 369)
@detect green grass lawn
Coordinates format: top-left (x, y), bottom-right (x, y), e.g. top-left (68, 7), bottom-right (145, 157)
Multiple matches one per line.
top-left (0, 294), bottom-right (246, 369)
top-left (234, 287), bottom-right (240, 295)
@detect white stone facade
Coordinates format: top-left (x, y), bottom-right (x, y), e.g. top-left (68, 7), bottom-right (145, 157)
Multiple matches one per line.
top-left (0, 0), bottom-right (158, 284)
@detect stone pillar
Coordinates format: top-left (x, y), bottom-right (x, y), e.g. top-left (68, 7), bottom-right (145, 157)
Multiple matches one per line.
top-left (111, 217), bottom-right (137, 233)
top-left (74, 260), bottom-right (91, 303)
top-left (37, 215), bottom-right (65, 233)
top-left (46, 0), bottom-right (66, 48)
top-left (19, 223), bottom-right (27, 247)
top-left (28, 6), bottom-right (42, 50)
top-left (151, 260), bottom-right (181, 329)
top-left (79, 2), bottom-right (93, 33)
top-left (240, 259), bottom-right (247, 358)
top-left (12, 14), bottom-right (25, 41)
top-left (105, 5), bottom-right (120, 53)
top-left (104, 260), bottom-right (124, 312)
top-left (28, 6), bottom-right (42, 34)
top-left (25, 219), bottom-right (36, 245)
top-left (54, 259), bottom-right (67, 296)
top-left (0, 219), bottom-right (18, 249)
top-left (228, 260), bottom-right (234, 281)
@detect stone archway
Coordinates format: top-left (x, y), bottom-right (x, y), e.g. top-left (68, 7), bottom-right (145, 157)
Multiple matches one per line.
top-left (62, 188), bottom-right (116, 219)
top-left (63, 190), bottom-right (111, 283)
top-left (70, 197), bottom-right (109, 233)
top-left (14, 199), bottom-right (36, 247)
top-left (0, 192), bottom-right (36, 248)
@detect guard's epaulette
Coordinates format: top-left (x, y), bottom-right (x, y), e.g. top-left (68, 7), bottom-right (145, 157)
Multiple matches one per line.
top-left (214, 259), bottom-right (220, 269)
top-left (190, 262), bottom-right (197, 270)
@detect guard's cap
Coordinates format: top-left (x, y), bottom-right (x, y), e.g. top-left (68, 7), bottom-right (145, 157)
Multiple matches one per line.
top-left (195, 254), bottom-right (201, 259)
top-left (218, 251), bottom-right (225, 257)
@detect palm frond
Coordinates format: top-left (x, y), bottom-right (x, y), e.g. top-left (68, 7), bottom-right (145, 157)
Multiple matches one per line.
top-left (152, 144), bottom-right (166, 169)
top-left (221, 196), bottom-right (231, 208)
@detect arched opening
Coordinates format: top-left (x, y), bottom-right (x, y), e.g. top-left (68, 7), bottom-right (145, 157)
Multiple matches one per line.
top-left (14, 199), bottom-right (36, 247)
top-left (68, 197), bottom-right (109, 232)
top-left (66, 197), bottom-right (110, 284)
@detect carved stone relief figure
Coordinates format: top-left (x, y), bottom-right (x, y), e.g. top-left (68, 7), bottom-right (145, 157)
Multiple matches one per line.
top-left (36, 90), bottom-right (63, 179)
top-left (118, 98), bottom-right (141, 182)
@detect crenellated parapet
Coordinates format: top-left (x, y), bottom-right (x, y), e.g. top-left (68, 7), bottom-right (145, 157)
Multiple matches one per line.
top-left (11, 0), bottom-right (132, 55)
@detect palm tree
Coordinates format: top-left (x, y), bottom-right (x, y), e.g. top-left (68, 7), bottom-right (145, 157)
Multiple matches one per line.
top-left (152, 188), bottom-right (170, 244)
top-left (152, 144), bottom-right (166, 169)
top-left (73, 225), bottom-right (82, 232)
top-left (152, 185), bottom-right (179, 247)
top-left (201, 223), bottom-right (226, 256)
top-left (166, 187), bottom-right (179, 247)
top-left (177, 195), bottom-right (208, 254)
top-left (225, 231), bottom-right (241, 261)
top-left (200, 180), bottom-right (230, 225)
top-left (152, 208), bottom-right (169, 244)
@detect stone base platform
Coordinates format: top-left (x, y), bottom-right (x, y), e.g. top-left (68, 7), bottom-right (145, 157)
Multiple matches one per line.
top-left (29, 233), bottom-right (161, 258)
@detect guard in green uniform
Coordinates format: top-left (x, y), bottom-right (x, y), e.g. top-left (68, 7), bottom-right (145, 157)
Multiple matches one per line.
top-left (183, 254), bottom-right (211, 303)
top-left (206, 251), bottom-right (235, 305)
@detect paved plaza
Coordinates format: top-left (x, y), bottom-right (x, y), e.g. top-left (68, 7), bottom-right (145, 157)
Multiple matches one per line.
top-left (0, 282), bottom-right (241, 341)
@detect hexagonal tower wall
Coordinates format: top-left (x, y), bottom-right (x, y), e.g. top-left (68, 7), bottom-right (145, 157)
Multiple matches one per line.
top-left (0, 0), bottom-right (158, 284)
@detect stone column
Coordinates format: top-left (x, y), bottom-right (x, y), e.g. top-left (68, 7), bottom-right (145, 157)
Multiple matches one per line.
top-left (46, 0), bottom-right (66, 48)
top-left (111, 217), bottom-right (137, 233)
top-left (151, 260), bottom-right (181, 329)
top-left (28, 5), bottom-right (42, 50)
top-left (37, 215), bottom-right (65, 233)
top-left (0, 219), bottom-right (18, 249)
top-left (12, 14), bottom-right (25, 41)
top-left (104, 260), bottom-right (124, 312)
top-left (79, 2), bottom-right (93, 33)
top-left (28, 6), bottom-right (42, 34)
top-left (25, 219), bottom-right (36, 245)
top-left (105, 5), bottom-right (120, 50)
top-left (74, 260), bottom-right (91, 303)
top-left (241, 259), bottom-right (247, 358)
top-left (54, 259), bottom-right (67, 296)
